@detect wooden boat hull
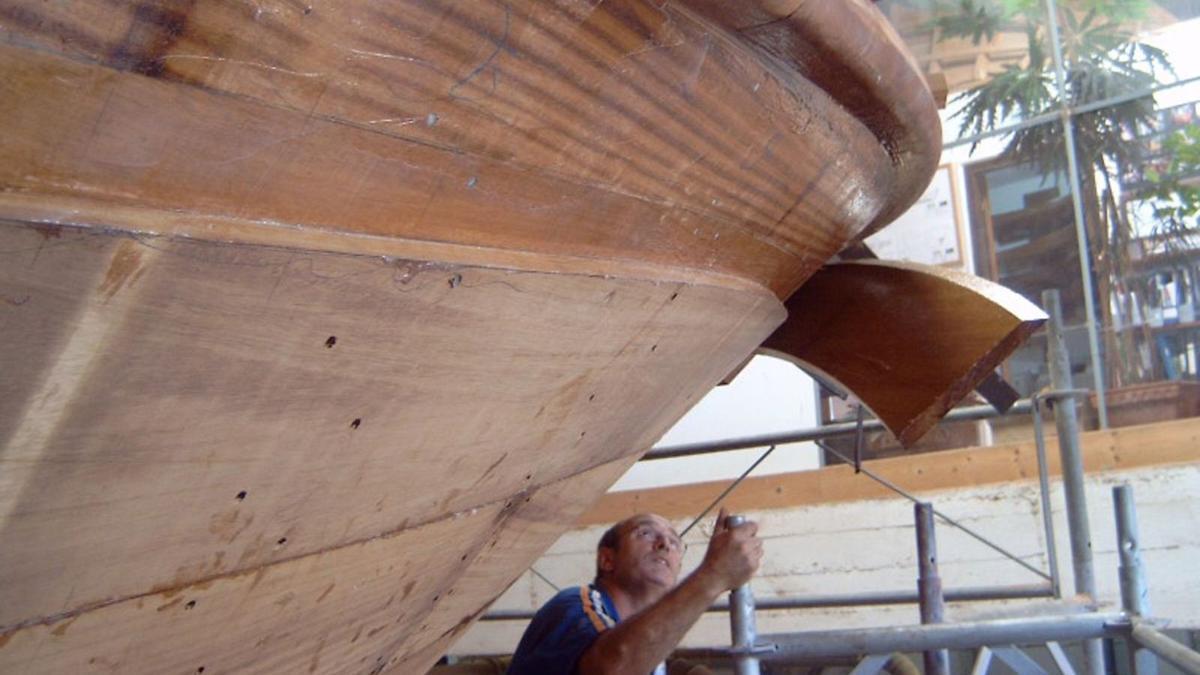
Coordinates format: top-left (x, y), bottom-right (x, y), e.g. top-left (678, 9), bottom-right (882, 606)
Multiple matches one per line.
top-left (0, 0), bottom-right (943, 671)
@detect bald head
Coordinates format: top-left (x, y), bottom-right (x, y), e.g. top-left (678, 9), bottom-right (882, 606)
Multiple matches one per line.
top-left (594, 513), bottom-right (682, 582)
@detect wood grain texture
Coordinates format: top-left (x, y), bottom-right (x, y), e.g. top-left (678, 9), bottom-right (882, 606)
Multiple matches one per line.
top-left (581, 417), bottom-right (1200, 525)
top-left (761, 260), bottom-right (1047, 446)
top-left (680, 0), bottom-right (942, 237)
top-left (0, 224), bottom-right (781, 668)
top-left (0, 455), bottom-right (638, 675)
top-left (0, 0), bottom-right (938, 297)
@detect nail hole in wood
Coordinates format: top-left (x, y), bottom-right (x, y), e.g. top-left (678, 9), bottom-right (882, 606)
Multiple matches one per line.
top-left (669, 292), bottom-right (678, 301)
top-left (197, 667), bottom-right (206, 673)
top-left (325, 336), bottom-right (337, 348)
top-left (588, 393), bottom-right (595, 401)
top-left (350, 418), bottom-right (362, 430)
top-left (185, 600), bottom-right (196, 610)
top-left (277, 537), bottom-right (288, 545)
top-left (650, 344), bottom-right (657, 352)
top-left (448, 274), bottom-right (462, 288)
top-left (236, 490), bottom-right (247, 501)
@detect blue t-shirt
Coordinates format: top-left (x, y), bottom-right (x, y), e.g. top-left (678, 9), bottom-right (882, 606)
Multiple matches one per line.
top-left (507, 585), bottom-right (620, 675)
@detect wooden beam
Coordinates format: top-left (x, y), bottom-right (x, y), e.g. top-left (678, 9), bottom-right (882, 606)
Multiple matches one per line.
top-left (762, 261), bottom-right (1046, 446)
top-left (581, 417), bottom-right (1200, 525)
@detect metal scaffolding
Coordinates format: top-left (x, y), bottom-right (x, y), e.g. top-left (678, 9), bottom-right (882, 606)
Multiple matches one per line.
top-left (481, 290), bottom-right (1200, 673)
top-left (668, 484), bottom-right (1199, 675)
top-left (667, 292), bottom-right (1200, 674)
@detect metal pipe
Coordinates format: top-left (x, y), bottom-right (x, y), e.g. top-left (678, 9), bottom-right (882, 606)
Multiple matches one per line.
top-left (643, 401), bottom-right (1033, 461)
top-left (680, 446), bottom-right (776, 537)
top-left (1044, 0), bottom-right (1109, 429)
top-left (726, 514), bottom-right (761, 675)
top-left (1131, 620), bottom-right (1200, 675)
top-left (1115, 485), bottom-right (1158, 675)
top-left (915, 503), bottom-right (950, 675)
top-left (1114, 486), bottom-right (1149, 616)
top-left (1031, 396), bottom-right (1063, 597)
top-left (479, 583), bottom-right (1054, 621)
top-left (1043, 288), bottom-right (1103, 675)
top-left (529, 567), bottom-right (559, 592)
top-left (752, 613), bottom-right (1127, 662)
top-left (1060, 110), bottom-right (1110, 429)
top-left (750, 583), bottom-right (1054, 610)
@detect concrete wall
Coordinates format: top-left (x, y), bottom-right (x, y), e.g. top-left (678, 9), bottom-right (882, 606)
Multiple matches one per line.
top-left (454, 461), bottom-right (1200, 657)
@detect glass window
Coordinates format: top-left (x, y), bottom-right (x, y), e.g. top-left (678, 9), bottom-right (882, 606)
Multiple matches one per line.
top-left (874, 0), bottom-right (1200, 430)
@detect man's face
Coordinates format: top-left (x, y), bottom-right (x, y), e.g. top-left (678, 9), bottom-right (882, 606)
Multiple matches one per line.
top-left (606, 514), bottom-right (684, 592)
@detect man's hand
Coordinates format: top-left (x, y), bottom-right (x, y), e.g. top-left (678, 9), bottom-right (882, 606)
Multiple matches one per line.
top-left (695, 507), bottom-right (762, 593)
top-left (577, 510), bottom-right (762, 675)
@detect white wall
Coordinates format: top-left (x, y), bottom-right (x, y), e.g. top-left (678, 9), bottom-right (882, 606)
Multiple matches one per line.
top-left (609, 355), bottom-right (821, 492)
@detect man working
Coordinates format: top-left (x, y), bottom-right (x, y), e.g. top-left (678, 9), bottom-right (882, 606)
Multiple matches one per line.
top-left (507, 507), bottom-right (763, 675)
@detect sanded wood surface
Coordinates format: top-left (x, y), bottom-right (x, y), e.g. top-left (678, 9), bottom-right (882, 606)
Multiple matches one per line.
top-left (582, 417), bottom-right (1200, 525)
top-left (0, 225), bottom-right (780, 671)
top-left (762, 260), bottom-right (1047, 446)
top-left (0, 453), bottom-right (639, 674)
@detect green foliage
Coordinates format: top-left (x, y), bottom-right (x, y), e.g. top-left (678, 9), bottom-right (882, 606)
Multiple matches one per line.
top-left (946, 0), bottom-right (1170, 171)
top-left (1146, 126), bottom-right (1200, 236)
top-left (931, 0), bottom-right (1011, 43)
top-left (929, 0), bottom-right (1043, 43)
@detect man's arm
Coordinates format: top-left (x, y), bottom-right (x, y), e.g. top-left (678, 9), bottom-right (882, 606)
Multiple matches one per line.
top-left (576, 509), bottom-right (762, 675)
